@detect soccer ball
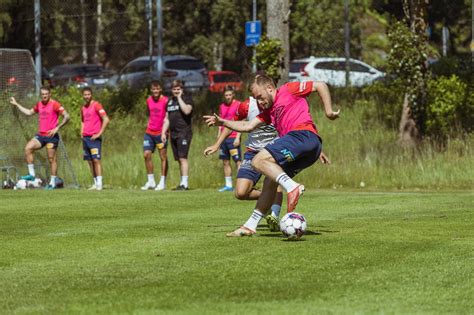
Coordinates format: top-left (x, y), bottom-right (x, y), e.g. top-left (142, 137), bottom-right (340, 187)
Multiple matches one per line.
top-left (15, 179), bottom-right (27, 190)
top-left (280, 212), bottom-right (307, 240)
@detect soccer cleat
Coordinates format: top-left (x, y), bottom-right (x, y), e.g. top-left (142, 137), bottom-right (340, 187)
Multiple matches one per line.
top-left (218, 186), bottom-right (233, 192)
top-left (20, 174), bottom-right (35, 181)
top-left (226, 226), bottom-right (255, 237)
top-left (45, 184), bottom-right (56, 190)
top-left (265, 215), bottom-right (280, 232)
top-left (175, 185), bottom-right (189, 191)
top-left (155, 183), bottom-right (165, 191)
top-left (287, 184), bottom-right (305, 212)
top-left (141, 182), bottom-right (156, 190)
top-left (88, 184), bottom-right (97, 191)
top-left (96, 186), bottom-right (103, 191)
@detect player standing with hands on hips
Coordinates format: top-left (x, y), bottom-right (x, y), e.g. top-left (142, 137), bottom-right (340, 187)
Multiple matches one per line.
top-left (10, 86), bottom-right (70, 189)
top-left (81, 87), bottom-right (110, 191)
top-left (205, 75), bottom-right (340, 236)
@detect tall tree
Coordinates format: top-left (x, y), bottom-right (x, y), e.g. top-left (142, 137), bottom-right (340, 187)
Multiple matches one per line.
top-left (266, 0), bottom-right (290, 84)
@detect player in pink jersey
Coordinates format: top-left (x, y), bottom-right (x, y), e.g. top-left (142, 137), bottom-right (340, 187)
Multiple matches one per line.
top-left (81, 87), bottom-right (110, 191)
top-left (141, 81), bottom-right (170, 191)
top-left (205, 74), bottom-right (339, 236)
top-left (10, 86), bottom-right (70, 189)
top-left (215, 86), bottom-right (242, 192)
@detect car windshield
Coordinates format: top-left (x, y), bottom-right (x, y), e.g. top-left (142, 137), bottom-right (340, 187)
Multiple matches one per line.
top-left (290, 62), bottom-right (307, 73)
top-left (165, 59), bottom-right (205, 70)
top-left (213, 73), bottom-right (240, 82)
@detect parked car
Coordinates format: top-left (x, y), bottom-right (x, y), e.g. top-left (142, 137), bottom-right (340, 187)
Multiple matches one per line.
top-left (289, 57), bottom-right (384, 87)
top-left (49, 64), bottom-right (113, 88)
top-left (5, 67), bottom-right (51, 91)
top-left (109, 55), bottom-right (209, 92)
top-left (208, 70), bottom-right (243, 93)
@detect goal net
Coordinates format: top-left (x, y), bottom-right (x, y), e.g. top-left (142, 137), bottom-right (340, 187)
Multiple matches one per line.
top-left (0, 49), bottom-right (78, 188)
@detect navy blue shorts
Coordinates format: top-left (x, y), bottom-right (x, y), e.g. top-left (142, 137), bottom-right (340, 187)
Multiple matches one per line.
top-left (143, 133), bottom-right (167, 153)
top-left (34, 134), bottom-right (59, 149)
top-left (237, 150), bottom-right (262, 184)
top-left (219, 138), bottom-right (242, 162)
top-left (83, 137), bottom-right (102, 160)
top-left (264, 130), bottom-right (322, 178)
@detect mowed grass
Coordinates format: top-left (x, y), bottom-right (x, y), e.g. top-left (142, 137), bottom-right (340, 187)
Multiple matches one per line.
top-left (0, 189), bottom-right (473, 314)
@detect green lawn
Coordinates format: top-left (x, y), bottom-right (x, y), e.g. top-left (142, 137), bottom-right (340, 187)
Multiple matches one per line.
top-left (0, 189), bottom-right (473, 314)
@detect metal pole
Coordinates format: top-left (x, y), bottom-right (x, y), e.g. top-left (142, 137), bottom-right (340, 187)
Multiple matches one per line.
top-left (344, 0), bottom-right (350, 87)
top-left (156, 0), bottom-right (163, 77)
top-left (34, 0), bottom-right (41, 93)
top-left (146, 0), bottom-right (153, 72)
top-left (252, 0), bottom-right (257, 73)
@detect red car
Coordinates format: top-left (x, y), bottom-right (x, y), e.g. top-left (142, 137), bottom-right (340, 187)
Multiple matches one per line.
top-left (208, 70), bottom-right (243, 93)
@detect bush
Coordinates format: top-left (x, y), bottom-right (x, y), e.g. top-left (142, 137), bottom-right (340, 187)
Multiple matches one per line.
top-left (426, 75), bottom-right (467, 138)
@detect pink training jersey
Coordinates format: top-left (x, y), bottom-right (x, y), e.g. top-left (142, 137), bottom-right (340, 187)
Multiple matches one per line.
top-left (257, 81), bottom-right (318, 137)
top-left (81, 101), bottom-right (107, 136)
top-left (33, 99), bottom-right (64, 136)
top-left (219, 99), bottom-right (240, 138)
top-left (146, 95), bottom-right (169, 135)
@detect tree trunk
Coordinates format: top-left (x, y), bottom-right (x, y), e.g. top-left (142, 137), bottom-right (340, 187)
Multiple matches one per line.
top-left (93, 0), bottom-right (102, 64)
top-left (398, 94), bottom-right (420, 148)
top-left (266, 0), bottom-right (290, 85)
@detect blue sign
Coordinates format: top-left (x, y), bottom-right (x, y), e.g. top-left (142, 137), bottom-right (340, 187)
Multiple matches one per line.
top-left (245, 20), bottom-right (261, 46)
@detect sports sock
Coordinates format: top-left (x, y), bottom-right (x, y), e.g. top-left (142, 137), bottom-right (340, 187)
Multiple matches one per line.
top-left (147, 174), bottom-right (156, 185)
top-left (243, 209), bottom-right (264, 232)
top-left (225, 176), bottom-right (232, 188)
top-left (180, 176), bottom-right (188, 188)
top-left (96, 176), bottom-right (103, 187)
top-left (271, 204), bottom-right (282, 218)
top-left (276, 172), bottom-right (299, 193)
top-left (158, 176), bottom-right (166, 186)
top-left (27, 164), bottom-right (35, 177)
top-left (49, 176), bottom-right (57, 187)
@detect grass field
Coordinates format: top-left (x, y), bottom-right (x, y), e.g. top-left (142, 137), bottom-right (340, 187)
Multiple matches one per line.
top-left (1, 189), bottom-right (473, 314)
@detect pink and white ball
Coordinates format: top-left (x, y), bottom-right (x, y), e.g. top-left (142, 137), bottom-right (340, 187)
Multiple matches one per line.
top-left (280, 212), bottom-right (307, 240)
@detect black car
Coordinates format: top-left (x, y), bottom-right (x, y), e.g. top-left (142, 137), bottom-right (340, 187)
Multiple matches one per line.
top-left (49, 64), bottom-right (113, 88)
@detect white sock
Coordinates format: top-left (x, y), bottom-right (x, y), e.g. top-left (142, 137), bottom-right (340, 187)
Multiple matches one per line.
top-left (225, 176), bottom-right (232, 188)
top-left (147, 174), bottom-right (156, 184)
top-left (276, 172), bottom-right (299, 192)
top-left (93, 177), bottom-right (97, 186)
top-left (271, 204), bottom-right (282, 218)
top-left (243, 209), bottom-right (264, 232)
top-left (96, 176), bottom-right (103, 187)
top-left (27, 164), bottom-right (35, 177)
top-left (49, 176), bottom-right (56, 187)
top-left (158, 176), bottom-right (166, 186)
top-left (180, 176), bottom-right (188, 188)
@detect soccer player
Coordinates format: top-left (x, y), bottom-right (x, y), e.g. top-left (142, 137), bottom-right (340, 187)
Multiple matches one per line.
top-left (204, 74), bottom-right (339, 236)
top-left (204, 96), bottom-right (282, 229)
top-left (81, 87), bottom-right (110, 191)
top-left (9, 87), bottom-right (70, 189)
top-left (166, 80), bottom-right (193, 190)
top-left (215, 86), bottom-right (241, 192)
top-left (141, 81), bottom-right (169, 191)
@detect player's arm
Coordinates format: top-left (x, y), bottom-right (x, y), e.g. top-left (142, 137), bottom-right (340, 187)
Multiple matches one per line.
top-left (80, 121), bottom-right (84, 138)
top-left (9, 97), bottom-right (35, 116)
top-left (204, 127), bottom-right (232, 156)
top-left (204, 114), bottom-right (263, 132)
top-left (177, 93), bottom-right (192, 115)
top-left (92, 115), bottom-right (110, 140)
top-left (233, 132), bottom-right (241, 147)
top-left (161, 112), bottom-right (170, 143)
top-left (312, 81), bottom-right (340, 120)
top-left (48, 110), bottom-right (70, 137)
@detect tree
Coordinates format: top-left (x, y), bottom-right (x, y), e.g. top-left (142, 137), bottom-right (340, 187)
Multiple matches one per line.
top-left (266, 0), bottom-right (289, 84)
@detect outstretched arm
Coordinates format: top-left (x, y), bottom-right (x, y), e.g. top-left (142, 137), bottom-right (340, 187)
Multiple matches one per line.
top-left (9, 97), bottom-right (35, 116)
top-left (312, 82), bottom-right (340, 120)
top-left (204, 114), bottom-right (263, 132)
top-left (204, 127), bottom-right (232, 156)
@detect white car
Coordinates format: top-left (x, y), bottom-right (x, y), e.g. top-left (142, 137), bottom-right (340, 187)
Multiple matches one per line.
top-left (289, 57), bottom-right (384, 87)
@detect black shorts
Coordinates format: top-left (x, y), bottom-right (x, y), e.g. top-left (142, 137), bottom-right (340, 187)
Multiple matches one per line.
top-left (170, 132), bottom-right (192, 160)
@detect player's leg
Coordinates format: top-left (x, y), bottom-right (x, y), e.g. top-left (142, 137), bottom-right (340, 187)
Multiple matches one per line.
top-left (92, 159), bottom-right (102, 190)
top-left (227, 177), bottom-right (278, 237)
top-left (88, 137), bottom-right (103, 190)
top-left (176, 134), bottom-right (191, 190)
top-left (252, 131), bottom-right (321, 212)
top-left (234, 150), bottom-right (262, 200)
top-left (265, 187), bottom-right (283, 232)
top-left (155, 144), bottom-right (168, 190)
top-left (218, 139), bottom-right (232, 191)
top-left (83, 137), bottom-right (96, 190)
top-left (177, 158), bottom-right (189, 190)
top-left (46, 145), bottom-right (58, 188)
top-left (142, 134), bottom-right (156, 190)
top-left (22, 137), bottom-right (41, 180)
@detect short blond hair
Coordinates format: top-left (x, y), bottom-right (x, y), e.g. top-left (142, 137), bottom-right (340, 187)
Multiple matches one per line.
top-left (249, 73), bottom-right (276, 92)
